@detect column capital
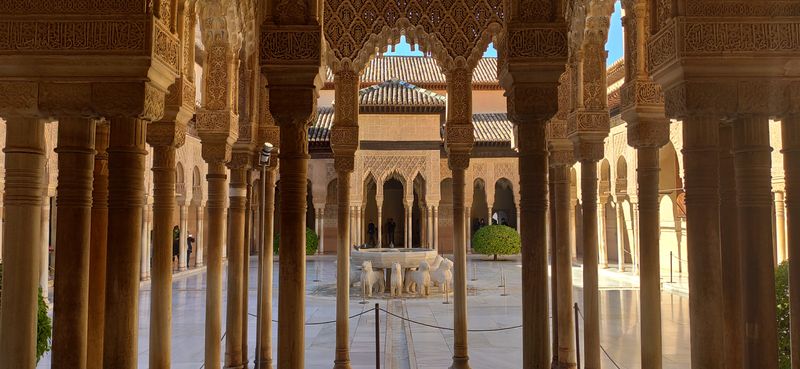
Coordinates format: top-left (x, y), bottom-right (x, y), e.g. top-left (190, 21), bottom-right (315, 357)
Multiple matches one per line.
top-left (506, 83), bottom-right (560, 124)
top-left (571, 140), bottom-right (605, 163)
top-left (627, 118), bottom-right (670, 149)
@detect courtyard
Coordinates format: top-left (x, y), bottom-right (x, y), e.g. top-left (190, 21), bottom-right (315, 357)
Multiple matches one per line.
top-left (36, 255), bottom-right (690, 369)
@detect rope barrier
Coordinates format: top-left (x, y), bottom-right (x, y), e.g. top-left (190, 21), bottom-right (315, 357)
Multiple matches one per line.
top-left (575, 306), bottom-right (623, 369)
top-left (198, 331), bottom-right (227, 369)
top-left (247, 307), bottom-right (376, 326)
top-left (379, 307), bottom-right (522, 332)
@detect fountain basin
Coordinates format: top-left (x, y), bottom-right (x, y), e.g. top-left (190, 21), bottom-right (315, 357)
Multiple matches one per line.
top-left (351, 247), bottom-right (438, 269)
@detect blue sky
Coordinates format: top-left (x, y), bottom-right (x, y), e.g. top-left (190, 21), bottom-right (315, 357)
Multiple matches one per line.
top-left (384, 2), bottom-right (624, 66)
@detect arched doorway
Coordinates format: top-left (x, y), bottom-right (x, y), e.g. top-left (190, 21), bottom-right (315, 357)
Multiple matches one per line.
top-left (492, 178), bottom-right (517, 229)
top-left (412, 173), bottom-right (426, 247)
top-left (471, 178), bottom-right (489, 238)
top-left (381, 176), bottom-right (406, 247)
top-left (362, 175), bottom-right (379, 247)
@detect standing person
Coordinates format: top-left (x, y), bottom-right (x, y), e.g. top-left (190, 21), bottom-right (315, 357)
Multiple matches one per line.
top-left (479, 218), bottom-right (486, 228)
top-left (186, 233), bottom-right (195, 269)
top-left (387, 218), bottom-right (396, 247)
top-left (501, 218), bottom-right (508, 226)
top-left (367, 222), bottom-right (376, 247)
top-left (172, 225), bottom-right (180, 271)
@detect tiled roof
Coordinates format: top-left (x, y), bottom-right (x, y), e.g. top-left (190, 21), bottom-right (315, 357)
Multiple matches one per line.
top-left (359, 79), bottom-right (446, 113)
top-left (324, 56), bottom-right (499, 89)
top-left (309, 109), bottom-right (513, 146)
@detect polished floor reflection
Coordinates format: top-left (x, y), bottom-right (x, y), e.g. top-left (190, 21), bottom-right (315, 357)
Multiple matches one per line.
top-left (36, 254), bottom-right (690, 369)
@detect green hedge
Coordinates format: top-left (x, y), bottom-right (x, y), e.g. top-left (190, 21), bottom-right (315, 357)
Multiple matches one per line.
top-left (274, 227), bottom-right (319, 256)
top-left (0, 264), bottom-right (52, 363)
top-left (777, 261), bottom-right (790, 369)
top-left (472, 225), bottom-right (521, 260)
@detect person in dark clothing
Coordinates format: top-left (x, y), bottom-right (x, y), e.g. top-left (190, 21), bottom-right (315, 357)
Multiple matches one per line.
top-left (501, 218), bottom-right (508, 226)
top-left (491, 218), bottom-right (498, 225)
top-left (172, 225), bottom-right (180, 267)
top-left (387, 218), bottom-right (396, 247)
top-left (479, 218), bottom-right (486, 228)
top-left (367, 222), bottom-right (376, 246)
top-left (187, 234), bottom-right (195, 268)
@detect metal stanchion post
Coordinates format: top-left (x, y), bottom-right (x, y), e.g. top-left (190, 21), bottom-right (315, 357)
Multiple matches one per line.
top-left (574, 303), bottom-right (581, 369)
top-left (375, 303), bottom-right (380, 369)
top-left (471, 262), bottom-right (477, 281)
top-left (670, 251), bottom-right (673, 284)
top-left (443, 282), bottom-right (451, 304)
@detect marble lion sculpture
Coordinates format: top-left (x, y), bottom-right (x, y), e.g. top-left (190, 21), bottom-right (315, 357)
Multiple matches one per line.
top-left (349, 263), bottom-right (362, 287)
top-left (428, 255), bottom-right (444, 272)
top-left (404, 260), bottom-right (431, 297)
top-left (360, 261), bottom-right (385, 297)
top-left (390, 262), bottom-right (404, 297)
top-left (431, 258), bottom-right (453, 290)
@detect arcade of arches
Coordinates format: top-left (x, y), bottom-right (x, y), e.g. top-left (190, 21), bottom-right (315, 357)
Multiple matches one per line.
top-left (0, 1), bottom-right (799, 369)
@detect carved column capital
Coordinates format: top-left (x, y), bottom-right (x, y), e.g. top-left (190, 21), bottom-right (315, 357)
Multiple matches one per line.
top-left (627, 119), bottom-right (670, 149)
top-left (506, 83), bottom-right (560, 124)
top-left (201, 142), bottom-right (233, 165)
top-left (572, 140), bottom-right (605, 163)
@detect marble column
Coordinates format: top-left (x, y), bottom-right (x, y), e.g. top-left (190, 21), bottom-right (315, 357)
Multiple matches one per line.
top-left (334, 170), bottom-right (353, 369)
top-left (579, 155), bottom-right (601, 369)
top-left (615, 198), bottom-right (626, 269)
top-left (597, 198), bottom-right (608, 268)
top-left (427, 206), bottom-right (434, 248)
top-left (39, 196), bottom-right (50, 298)
top-left (465, 206), bottom-right (471, 251)
top-left (87, 122), bottom-right (109, 369)
top-left (553, 164), bottom-right (576, 368)
top-left (733, 116), bottom-right (778, 369)
top-left (276, 119), bottom-right (312, 369)
top-left (518, 120), bottom-right (550, 369)
top-left (149, 144), bottom-right (179, 369)
top-left (407, 203), bottom-right (413, 248)
top-left (256, 164), bottom-right (277, 369)
top-left (433, 206), bottom-right (439, 250)
top-left (139, 203), bottom-right (149, 281)
top-left (196, 206), bottom-right (205, 266)
top-left (225, 158), bottom-right (250, 369)
top-left (631, 201), bottom-right (640, 275)
top-left (50, 118), bottom-right (96, 369)
top-left (781, 116), bottom-right (800, 368)
top-left (719, 123), bottom-right (744, 368)
top-left (103, 117), bottom-right (148, 369)
top-left (241, 171), bottom-right (253, 368)
top-left (548, 171), bottom-right (558, 364)
top-left (683, 117), bottom-right (725, 369)
top-left (0, 118), bottom-right (47, 369)
top-left (204, 161), bottom-right (228, 369)
top-left (774, 191), bottom-right (787, 263)
top-left (179, 204), bottom-right (188, 271)
top-left (516, 205), bottom-right (521, 232)
top-left (636, 145), bottom-right (665, 369)
top-left (450, 163), bottom-right (470, 368)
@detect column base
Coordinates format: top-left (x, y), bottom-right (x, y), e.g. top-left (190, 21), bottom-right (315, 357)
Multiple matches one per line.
top-left (449, 357), bottom-right (471, 369)
top-left (332, 359), bottom-right (352, 369)
top-left (179, 266), bottom-right (187, 272)
top-left (223, 364), bottom-right (244, 369)
top-left (256, 359), bottom-right (274, 369)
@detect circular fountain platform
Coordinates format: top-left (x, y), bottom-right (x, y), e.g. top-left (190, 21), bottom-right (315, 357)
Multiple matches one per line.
top-left (351, 247), bottom-right (438, 269)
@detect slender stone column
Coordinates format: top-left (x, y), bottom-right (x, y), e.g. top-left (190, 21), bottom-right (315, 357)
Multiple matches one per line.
top-left (225, 156), bottom-right (250, 369)
top-left (377, 205), bottom-right (383, 247)
top-left (636, 146), bottom-right (664, 369)
top-left (407, 203), bottom-right (414, 248)
top-left (433, 206), bottom-right (439, 250)
top-left (516, 205), bottom-right (521, 232)
top-left (196, 206), bottom-right (205, 266)
top-left (50, 118), bottom-right (96, 369)
top-left (465, 206), bottom-right (471, 250)
top-left (553, 164), bottom-right (577, 368)
top-left (334, 171), bottom-right (353, 368)
top-left (782, 116), bottom-right (800, 368)
top-left (733, 116), bottom-right (778, 369)
top-left (517, 120), bottom-right (550, 369)
top-left (0, 118), bottom-right (46, 369)
top-left (615, 198), bottom-right (626, 266)
top-left (256, 163), bottom-right (277, 369)
top-left (579, 154), bottom-right (601, 369)
top-left (682, 116), bottom-right (725, 369)
top-left (39, 195), bottom-right (50, 298)
top-left (179, 204), bottom-right (188, 271)
top-left (427, 206), bottom-right (434, 247)
top-left (548, 172), bottom-right (558, 364)
top-left (87, 122), bottom-right (110, 369)
top-left (775, 191), bottom-right (787, 263)
top-left (140, 203), bottom-right (151, 280)
top-left (241, 171), bottom-right (253, 368)
top-left (103, 117), bottom-right (148, 369)
top-left (597, 198), bottom-right (608, 268)
top-left (204, 161), bottom-right (228, 369)
top-left (719, 123), bottom-right (744, 368)
top-left (450, 164), bottom-right (470, 366)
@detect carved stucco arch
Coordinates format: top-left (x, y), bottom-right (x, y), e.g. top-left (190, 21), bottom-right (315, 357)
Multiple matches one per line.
top-left (324, 0), bottom-right (505, 74)
top-left (382, 170), bottom-right (410, 202)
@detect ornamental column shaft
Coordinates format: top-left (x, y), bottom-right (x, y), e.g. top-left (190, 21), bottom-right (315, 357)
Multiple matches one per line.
top-left (775, 192), bottom-right (787, 263)
top-left (733, 116), bottom-right (778, 369)
top-left (87, 122), bottom-right (110, 369)
top-left (782, 116), bottom-right (800, 368)
top-left (179, 204), bottom-right (189, 271)
top-left (548, 173), bottom-right (559, 364)
top-left (52, 117), bottom-right (97, 369)
top-left (241, 171), bottom-right (253, 367)
top-left (597, 198), bottom-right (608, 268)
top-left (719, 123), bottom-right (744, 369)
top-left (445, 67), bottom-right (475, 369)
top-left (225, 156), bottom-right (250, 369)
top-left (554, 165), bottom-right (577, 368)
top-left (0, 118), bottom-right (47, 369)
top-left (256, 161), bottom-right (277, 369)
top-left (332, 69), bottom-right (359, 369)
top-left (682, 117), bottom-right (725, 369)
top-left (103, 117), bottom-right (148, 369)
top-left (204, 162), bottom-right (228, 369)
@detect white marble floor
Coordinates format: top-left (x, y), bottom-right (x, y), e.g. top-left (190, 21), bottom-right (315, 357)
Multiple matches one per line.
top-left (37, 254), bottom-right (690, 369)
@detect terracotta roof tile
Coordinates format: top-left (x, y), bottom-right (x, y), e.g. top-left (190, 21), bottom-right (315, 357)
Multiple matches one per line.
top-left (324, 56), bottom-right (499, 88)
top-left (359, 79), bottom-right (446, 112)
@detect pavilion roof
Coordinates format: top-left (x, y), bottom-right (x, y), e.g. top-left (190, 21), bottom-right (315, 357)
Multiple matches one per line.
top-left (358, 79), bottom-right (446, 113)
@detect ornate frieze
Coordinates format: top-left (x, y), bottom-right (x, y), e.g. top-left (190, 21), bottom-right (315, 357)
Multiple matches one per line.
top-left (620, 80), bottom-right (664, 110)
top-left (0, 20), bottom-right (148, 53)
top-left (260, 27), bottom-right (321, 65)
top-left (0, 0), bottom-right (145, 14)
top-left (196, 109), bottom-right (239, 142)
top-left (147, 120), bottom-right (187, 148)
top-left (154, 22), bottom-right (180, 71)
top-left (506, 28), bottom-right (569, 59)
top-left (330, 125), bottom-right (359, 152)
top-left (93, 82), bottom-right (166, 120)
top-left (685, 2), bottom-right (800, 17)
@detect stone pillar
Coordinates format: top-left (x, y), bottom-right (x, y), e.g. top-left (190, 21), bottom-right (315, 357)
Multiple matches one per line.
top-left (196, 206), bottom-right (205, 266)
top-left (781, 116), bottom-right (800, 368)
top-left (39, 196), bottom-right (50, 298)
top-left (241, 171), bottom-right (253, 368)
top-left (719, 123), bottom-right (744, 368)
top-left (50, 118), bottom-right (96, 369)
top-left (139, 203), bottom-right (149, 281)
top-left (225, 155), bottom-right (250, 369)
top-left (204, 161), bottom-right (228, 369)
top-left (179, 204), bottom-right (189, 271)
top-left (775, 191), bottom-right (787, 263)
top-left (256, 161), bottom-right (277, 369)
top-left (427, 206), bottom-right (434, 248)
top-left (433, 206), bottom-right (439, 251)
top-left (0, 118), bottom-right (47, 369)
top-left (682, 117), bottom-right (725, 369)
top-left (377, 205), bottom-right (383, 247)
top-left (103, 117), bottom-right (148, 369)
top-left (631, 201), bottom-right (640, 275)
top-left (516, 205), bottom-right (521, 233)
top-left (615, 198), bottom-right (626, 270)
top-left (548, 171), bottom-right (558, 365)
top-left (552, 162), bottom-right (577, 369)
top-left (578, 152), bottom-right (601, 369)
top-left (733, 116), bottom-right (778, 369)
top-left (87, 122), bottom-right (110, 369)
top-left (465, 206), bottom-right (471, 251)
top-left (407, 203), bottom-right (413, 248)
top-left (597, 198), bottom-right (608, 269)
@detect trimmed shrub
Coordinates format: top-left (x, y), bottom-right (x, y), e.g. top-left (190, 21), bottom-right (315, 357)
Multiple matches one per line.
top-left (777, 261), bottom-right (790, 369)
top-left (0, 264), bottom-right (52, 363)
top-left (274, 227), bottom-right (319, 256)
top-left (472, 225), bottom-right (521, 260)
